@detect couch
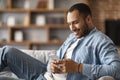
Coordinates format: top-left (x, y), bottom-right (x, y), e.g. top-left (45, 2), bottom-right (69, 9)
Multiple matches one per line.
top-left (0, 48), bottom-right (120, 80)
top-left (0, 49), bottom-right (57, 80)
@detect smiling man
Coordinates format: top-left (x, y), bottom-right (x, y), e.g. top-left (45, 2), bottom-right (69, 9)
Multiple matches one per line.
top-left (49, 3), bottom-right (120, 80)
top-left (0, 3), bottom-right (120, 80)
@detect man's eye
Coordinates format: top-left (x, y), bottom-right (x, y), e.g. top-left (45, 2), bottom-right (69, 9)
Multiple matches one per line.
top-left (73, 21), bottom-right (78, 24)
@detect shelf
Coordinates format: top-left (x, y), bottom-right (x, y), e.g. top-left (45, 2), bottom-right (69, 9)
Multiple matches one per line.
top-left (48, 24), bottom-right (68, 28)
top-left (8, 25), bottom-right (48, 28)
top-left (0, 41), bottom-right (29, 44)
top-left (0, 24), bottom-right (68, 28)
top-left (0, 9), bottom-right (28, 12)
top-left (0, 8), bottom-right (67, 12)
top-left (30, 8), bottom-right (67, 12)
top-left (0, 26), bottom-right (8, 28)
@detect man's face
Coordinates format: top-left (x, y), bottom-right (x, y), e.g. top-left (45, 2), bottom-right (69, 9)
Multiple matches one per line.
top-left (67, 10), bottom-right (90, 38)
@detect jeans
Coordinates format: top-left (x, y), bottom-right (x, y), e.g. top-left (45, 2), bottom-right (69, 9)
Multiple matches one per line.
top-left (0, 46), bottom-right (47, 80)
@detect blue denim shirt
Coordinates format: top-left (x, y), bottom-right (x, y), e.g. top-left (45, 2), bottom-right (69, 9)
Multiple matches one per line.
top-left (56, 28), bottom-right (120, 80)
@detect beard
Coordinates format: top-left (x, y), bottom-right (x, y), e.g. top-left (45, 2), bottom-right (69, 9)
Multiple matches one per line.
top-left (76, 22), bottom-right (91, 38)
top-left (82, 22), bottom-right (91, 37)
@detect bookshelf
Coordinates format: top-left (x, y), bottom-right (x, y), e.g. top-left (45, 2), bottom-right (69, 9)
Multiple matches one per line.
top-left (0, 0), bottom-right (84, 50)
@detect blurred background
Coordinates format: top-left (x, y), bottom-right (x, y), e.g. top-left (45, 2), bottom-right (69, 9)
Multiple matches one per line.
top-left (87, 0), bottom-right (120, 49)
top-left (0, 0), bottom-right (120, 51)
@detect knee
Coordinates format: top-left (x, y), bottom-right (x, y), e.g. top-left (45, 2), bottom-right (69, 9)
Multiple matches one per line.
top-left (3, 45), bottom-right (14, 54)
top-left (2, 45), bottom-right (15, 57)
top-left (98, 76), bottom-right (115, 80)
top-left (0, 45), bottom-right (15, 62)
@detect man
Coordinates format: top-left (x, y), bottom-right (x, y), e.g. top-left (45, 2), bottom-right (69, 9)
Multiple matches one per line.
top-left (0, 3), bottom-right (120, 80)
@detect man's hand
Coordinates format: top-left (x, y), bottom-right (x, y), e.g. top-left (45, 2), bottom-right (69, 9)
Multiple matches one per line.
top-left (50, 59), bottom-right (80, 73)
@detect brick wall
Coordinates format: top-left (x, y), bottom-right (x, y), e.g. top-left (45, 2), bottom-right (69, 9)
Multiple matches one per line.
top-left (87, 0), bottom-right (120, 32)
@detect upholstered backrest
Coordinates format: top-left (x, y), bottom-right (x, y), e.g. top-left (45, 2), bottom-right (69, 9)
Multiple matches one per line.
top-left (21, 49), bottom-right (57, 64)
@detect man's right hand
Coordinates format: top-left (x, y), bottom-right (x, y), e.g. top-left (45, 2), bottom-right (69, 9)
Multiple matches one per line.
top-left (50, 59), bottom-right (63, 74)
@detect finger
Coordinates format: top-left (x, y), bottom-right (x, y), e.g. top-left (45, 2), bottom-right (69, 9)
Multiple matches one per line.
top-left (50, 63), bottom-right (62, 73)
top-left (52, 67), bottom-right (61, 73)
top-left (56, 63), bottom-right (66, 73)
top-left (53, 60), bottom-right (63, 64)
top-left (61, 65), bottom-right (66, 73)
top-left (51, 59), bottom-right (57, 63)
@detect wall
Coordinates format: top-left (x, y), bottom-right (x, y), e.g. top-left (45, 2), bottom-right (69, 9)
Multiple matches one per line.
top-left (88, 0), bottom-right (120, 32)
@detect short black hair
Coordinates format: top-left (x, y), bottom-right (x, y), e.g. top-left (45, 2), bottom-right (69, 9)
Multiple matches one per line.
top-left (68, 3), bottom-right (92, 18)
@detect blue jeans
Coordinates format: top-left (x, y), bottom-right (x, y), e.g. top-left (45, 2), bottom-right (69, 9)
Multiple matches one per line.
top-left (0, 46), bottom-right (47, 80)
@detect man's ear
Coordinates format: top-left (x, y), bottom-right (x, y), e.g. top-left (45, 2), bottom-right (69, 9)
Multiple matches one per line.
top-left (86, 15), bottom-right (92, 24)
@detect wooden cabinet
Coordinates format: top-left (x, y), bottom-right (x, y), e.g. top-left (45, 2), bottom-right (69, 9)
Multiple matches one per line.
top-left (0, 0), bottom-right (83, 50)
